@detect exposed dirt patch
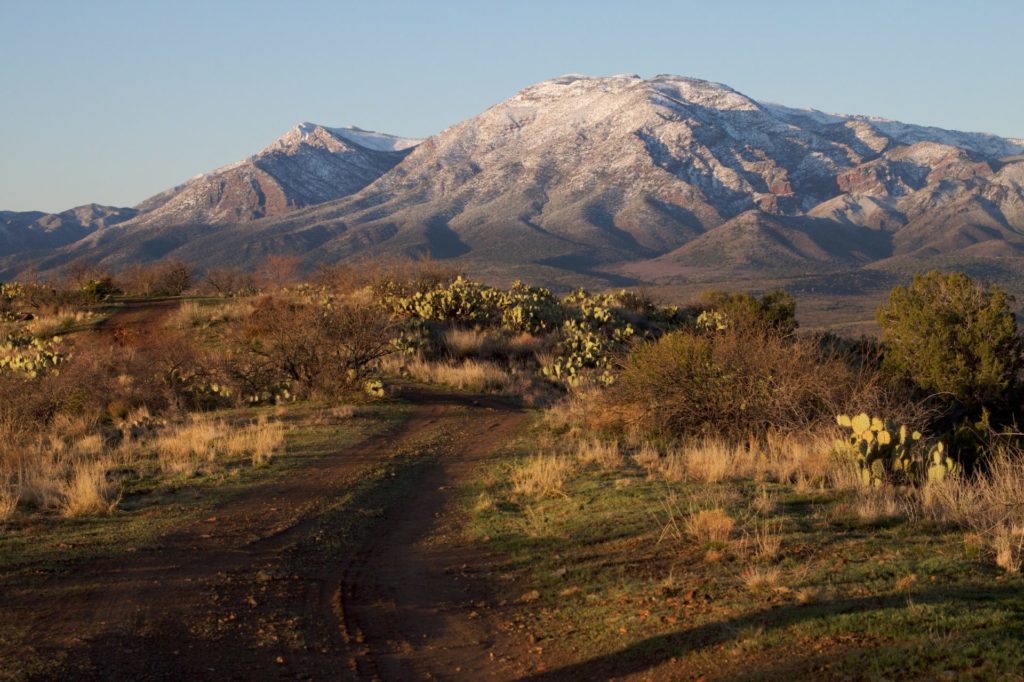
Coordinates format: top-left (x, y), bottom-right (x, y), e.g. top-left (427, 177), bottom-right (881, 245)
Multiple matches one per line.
top-left (0, 390), bottom-right (536, 680)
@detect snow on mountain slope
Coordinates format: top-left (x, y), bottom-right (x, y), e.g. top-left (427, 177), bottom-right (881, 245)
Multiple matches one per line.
top-left (127, 123), bottom-right (422, 227)
top-left (7, 74), bottom-right (1024, 283)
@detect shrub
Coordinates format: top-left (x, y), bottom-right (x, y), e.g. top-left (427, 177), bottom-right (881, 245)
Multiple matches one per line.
top-left (231, 293), bottom-right (396, 399)
top-left (700, 289), bottom-right (798, 335)
top-left (120, 260), bottom-right (194, 297)
top-left (607, 327), bottom-right (857, 440)
top-left (877, 271), bottom-right (1022, 406)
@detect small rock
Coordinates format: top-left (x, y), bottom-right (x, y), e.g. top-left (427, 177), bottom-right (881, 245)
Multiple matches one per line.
top-left (520, 590), bottom-right (541, 603)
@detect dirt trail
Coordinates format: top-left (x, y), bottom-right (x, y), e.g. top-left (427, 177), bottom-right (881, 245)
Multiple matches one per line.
top-left (92, 297), bottom-right (183, 334)
top-left (1, 391), bottom-right (533, 681)
top-left (339, 395), bottom-right (532, 680)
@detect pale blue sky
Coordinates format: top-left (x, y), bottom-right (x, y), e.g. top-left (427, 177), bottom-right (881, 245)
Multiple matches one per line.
top-left (2, 0), bottom-right (1022, 212)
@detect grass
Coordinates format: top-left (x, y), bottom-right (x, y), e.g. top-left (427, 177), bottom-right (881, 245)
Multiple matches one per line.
top-left (380, 354), bottom-right (511, 392)
top-left (462, 422), bottom-right (1024, 679)
top-left (24, 309), bottom-right (100, 337)
top-left (0, 401), bottom-right (402, 579)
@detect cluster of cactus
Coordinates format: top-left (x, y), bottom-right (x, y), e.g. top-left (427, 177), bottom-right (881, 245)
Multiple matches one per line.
top-left (390, 318), bottom-right (431, 356)
top-left (541, 297), bottom-right (639, 386)
top-left (836, 413), bottom-right (957, 486)
top-left (696, 310), bottom-right (728, 332)
top-left (498, 281), bottom-right (562, 333)
top-left (394, 277), bottom-right (564, 334)
top-left (245, 385), bottom-right (294, 405)
top-left (0, 282), bottom-right (23, 304)
top-left (396, 276), bottom-right (501, 324)
top-left (364, 378), bottom-right (385, 398)
top-left (0, 334), bottom-right (65, 378)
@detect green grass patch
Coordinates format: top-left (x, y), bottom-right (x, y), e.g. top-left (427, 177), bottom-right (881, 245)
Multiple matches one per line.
top-left (462, 428), bottom-right (1024, 679)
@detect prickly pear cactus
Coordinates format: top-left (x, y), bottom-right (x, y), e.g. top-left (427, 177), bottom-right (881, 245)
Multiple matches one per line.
top-left (926, 441), bottom-right (959, 483)
top-left (364, 378), bottom-right (385, 399)
top-left (835, 412), bottom-right (930, 487)
top-left (0, 334), bottom-right (65, 378)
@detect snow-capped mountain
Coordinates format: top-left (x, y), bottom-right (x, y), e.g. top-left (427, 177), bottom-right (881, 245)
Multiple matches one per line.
top-left (4, 74), bottom-right (1024, 286)
top-left (249, 74), bottom-right (1024, 274)
top-left (126, 123), bottom-right (421, 227)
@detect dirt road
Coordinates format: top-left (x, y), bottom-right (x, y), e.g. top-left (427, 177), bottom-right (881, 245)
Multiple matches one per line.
top-left (1, 390), bottom-right (535, 680)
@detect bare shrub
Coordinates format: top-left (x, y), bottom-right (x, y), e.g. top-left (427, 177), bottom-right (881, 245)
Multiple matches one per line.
top-left (233, 294), bottom-right (396, 399)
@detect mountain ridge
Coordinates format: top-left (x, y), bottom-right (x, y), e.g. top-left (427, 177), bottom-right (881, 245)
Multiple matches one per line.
top-left (3, 74), bottom-right (1023, 291)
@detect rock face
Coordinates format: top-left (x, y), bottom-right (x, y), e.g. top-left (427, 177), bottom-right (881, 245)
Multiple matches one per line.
top-left (3, 74), bottom-right (1024, 283)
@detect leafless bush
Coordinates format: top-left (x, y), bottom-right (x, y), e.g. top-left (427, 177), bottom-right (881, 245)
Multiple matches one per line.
top-left (231, 294), bottom-right (397, 399)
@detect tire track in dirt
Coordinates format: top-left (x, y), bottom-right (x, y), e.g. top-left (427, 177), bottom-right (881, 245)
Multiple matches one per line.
top-left (337, 392), bottom-right (533, 681)
top-left (1, 390), bottom-right (532, 680)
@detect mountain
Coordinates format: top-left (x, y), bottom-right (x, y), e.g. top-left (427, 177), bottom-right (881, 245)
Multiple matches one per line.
top-left (0, 204), bottom-right (138, 254)
top-left (126, 123), bottom-right (421, 227)
top-left (0, 124), bottom-right (420, 262)
top-left (4, 74), bottom-right (1024, 289)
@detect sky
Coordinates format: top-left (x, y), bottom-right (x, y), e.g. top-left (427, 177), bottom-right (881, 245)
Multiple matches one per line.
top-left (2, 0), bottom-right (1022, 212)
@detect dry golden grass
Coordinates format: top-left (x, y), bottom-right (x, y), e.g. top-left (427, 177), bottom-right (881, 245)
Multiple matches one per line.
top-left (25, 309), bottom-right (95, 337)
top-left (155, 416), bottom-right (219, 475)
top-left (925, 449), bottom-right (1024, 572)
top-left (992, 525), bottom-right (1024, 574)
top-left (223, 418), bottom-right (285, 467)
top-left (169, 298), bottom-right (255, 329)
top-left (846, 486), bottom-right (905, 524)
top-left (740, 565), bottom-right (782, 592)
top-left (0, 481), bottom-right (17, 521)
top-left (60, 459), bottom-right (119, 517)
top-left (648, 431), bottom-right (838, 487)
top-left (748, 518), bottom-right (783, 561)
top-left (155, 415), bottom-right (285, 473)
top-left (443, 328), bottom-right (502, 358)
top-left (330, 405), bottom-right (357, 419)
top-left (507, 332), bottom-right (547, 358)
top-left (381, 354), bottom-right (510, 393)
top-left (575, 438), bottom-right (623, 470)
top-left (795, 586), bottom-right (823, 605)
top-left (685, 508), bottom-right (735, 545)
top-left (751, 486), bottom-right (778, 515)
top-left (511, 454), bottom-right (575, 497)
top-left (632, 443), bottom-right (662, 471)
